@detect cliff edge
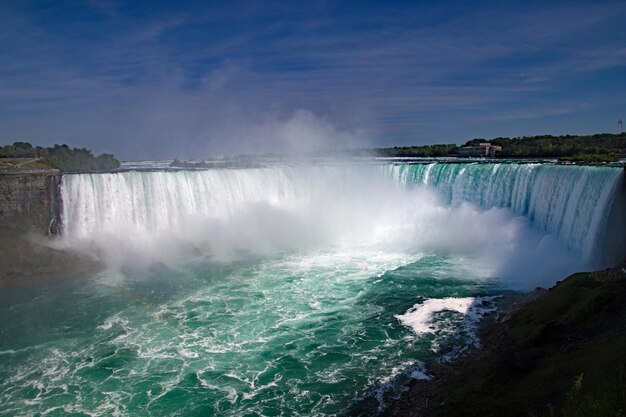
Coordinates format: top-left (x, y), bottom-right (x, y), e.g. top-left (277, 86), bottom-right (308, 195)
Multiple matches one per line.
top-left (0, 168), bottom-right (62, 235)
top-left (385, 262), bottom-right (626, 417)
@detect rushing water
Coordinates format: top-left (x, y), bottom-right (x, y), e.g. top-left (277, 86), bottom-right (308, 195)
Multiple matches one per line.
top-left (0, 161), bottom-right (623, 416)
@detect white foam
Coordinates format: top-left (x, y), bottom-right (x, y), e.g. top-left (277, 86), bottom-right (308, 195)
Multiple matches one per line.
top-left (367, 361), bottom-right (431, 412)
top-left (396, 296), bottom-right (496, 336)
top-left (177, 348), bottom-right (199, 359)
top-left (0, 347), bottom-right (34, 356)
top-left (97, 314), bottom-right (129, 331)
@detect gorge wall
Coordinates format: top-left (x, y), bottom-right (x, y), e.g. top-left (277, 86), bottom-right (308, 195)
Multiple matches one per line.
top-left (0, 170), bottom-right (62, 235)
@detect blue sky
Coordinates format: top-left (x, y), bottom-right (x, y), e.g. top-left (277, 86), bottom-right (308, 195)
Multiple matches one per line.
top-left (1, 0), bottom-right (625, 159)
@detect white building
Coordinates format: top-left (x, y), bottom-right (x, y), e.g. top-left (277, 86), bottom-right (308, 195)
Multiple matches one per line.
top-left (458, 143), bottom-right (502, 157)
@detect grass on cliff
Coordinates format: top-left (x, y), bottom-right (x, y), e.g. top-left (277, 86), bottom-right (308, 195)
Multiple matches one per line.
top-left (0, 158), bottom-right (57, 171)
top-left (543, 369), bottom-right (626, 417)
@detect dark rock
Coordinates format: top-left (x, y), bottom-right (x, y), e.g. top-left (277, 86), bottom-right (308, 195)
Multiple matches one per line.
top-left (511, 352), bottom-right (532, 372)
top-left (0, 170), bottom-right (61, 235)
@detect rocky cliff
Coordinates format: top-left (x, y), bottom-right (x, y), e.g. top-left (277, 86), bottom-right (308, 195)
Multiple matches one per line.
top-left (0, 170), bottom-right (62, 235)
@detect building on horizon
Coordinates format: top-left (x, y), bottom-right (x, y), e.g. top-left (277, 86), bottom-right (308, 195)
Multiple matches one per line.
top-left (458, 143), bottom-right (502, 157)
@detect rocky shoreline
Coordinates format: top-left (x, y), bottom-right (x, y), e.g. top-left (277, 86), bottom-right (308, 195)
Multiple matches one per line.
top-left (383, 261), bottom-right (626, 417)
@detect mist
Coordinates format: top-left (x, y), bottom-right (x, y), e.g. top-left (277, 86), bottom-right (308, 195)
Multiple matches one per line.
top-left (55, 164), bottom-right (587, 289)
top-left (1, 57), bottom-right (375, 161)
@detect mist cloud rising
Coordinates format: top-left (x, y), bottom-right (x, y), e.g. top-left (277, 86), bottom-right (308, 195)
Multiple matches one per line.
top-left (213, 109), bottom-right (365, 156)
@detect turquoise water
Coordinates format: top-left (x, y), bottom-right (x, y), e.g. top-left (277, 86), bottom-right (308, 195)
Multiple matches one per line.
top-left (0, 252), bottom-right (497, 416)
top-left (0, 161), bottom-right (622, 416)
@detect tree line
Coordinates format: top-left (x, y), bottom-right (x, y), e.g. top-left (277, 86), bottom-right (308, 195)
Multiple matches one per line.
top-left (0, 142), bottom-right (120, 172)
top-left (372, 143), bottom-right (459, 157)
top-left (373, 133), bottom-right (626, 161)
top-left (466, 133), bottom-right (626, 159)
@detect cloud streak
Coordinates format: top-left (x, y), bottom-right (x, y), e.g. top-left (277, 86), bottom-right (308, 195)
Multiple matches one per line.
top-left (1, 1), bottom-right (625, 159)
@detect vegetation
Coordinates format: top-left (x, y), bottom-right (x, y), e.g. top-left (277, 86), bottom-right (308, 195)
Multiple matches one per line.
top-left (373, 133), bottom-right (626, 160)
top-left (0, 141), bottom-right (40, 158)
top-left (0, 142), bottom-right (120, 172)
top-left (540, 370), bottom-right (626, 417)
top-left (475, 133), bottom-right (626, 158)
top-left (373, 144), bottom-right (459, 158)
top-left (557, 153), bottom-right (619, 163)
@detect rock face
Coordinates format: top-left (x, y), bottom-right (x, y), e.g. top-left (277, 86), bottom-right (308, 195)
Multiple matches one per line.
top-left (0, 170), bottom-right (62, 235)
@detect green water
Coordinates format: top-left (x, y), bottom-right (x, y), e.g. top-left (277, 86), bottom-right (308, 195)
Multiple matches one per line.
top-left (0, 250), bottom-right (498, 416)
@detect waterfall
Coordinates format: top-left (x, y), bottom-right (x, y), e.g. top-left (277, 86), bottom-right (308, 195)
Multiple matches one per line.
top-left (60, 165), bottom-right (386, 239)
top-left (60, 162), bottom-right (625, 270)
top-left (388, 163), bottom-right (624, 264)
